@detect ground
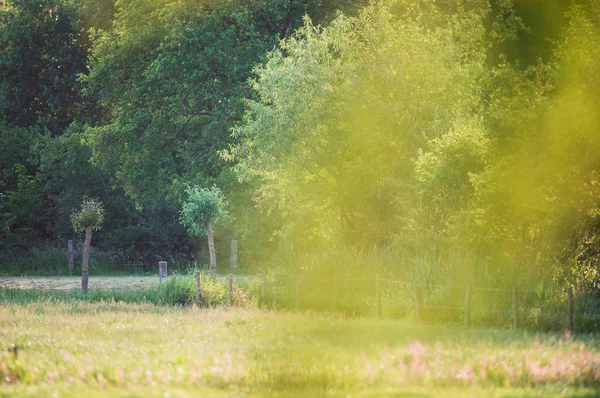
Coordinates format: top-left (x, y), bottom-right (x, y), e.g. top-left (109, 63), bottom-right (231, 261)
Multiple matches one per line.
top-left (0, 300), bottom-right (598, 397)
top-left (0, 275), bottom-right (253, 290)
top-left (0, 276), bottom-right (159, 290)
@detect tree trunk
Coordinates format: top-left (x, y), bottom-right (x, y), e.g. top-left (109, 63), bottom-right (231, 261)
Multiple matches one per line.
top-left (206, 220), bottom-right (217, 279)
top-left (82, 225), bottom-right (92, 293)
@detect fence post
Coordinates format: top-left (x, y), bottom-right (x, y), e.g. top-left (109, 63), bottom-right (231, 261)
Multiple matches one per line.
top-left (376, 275), bottom-right (382, 319)
top-left (230, 240), bottom-right (238, 270)
top-left (568, 287), bottom-right (574, 333)
top-left (464, 286), bottom-right (471, 327)
top-left (296, 275), bottom-right (301, 310)
top-left (415, 285), bottom-right (422, 323)
top-left (512, 287), bottom-right (519, 329)
top-left (67, 240), bottom-right (74, 275)
top-left (261, 275), bottom-right (266, 306)
top-left (158, 261), bottom-right (168, 283)
top-left (195, 271), bottom-right (202, 304)
top-left (228, 274), bottom-right (233, 306)
top-left (68, 240), bottom-right (74, 275)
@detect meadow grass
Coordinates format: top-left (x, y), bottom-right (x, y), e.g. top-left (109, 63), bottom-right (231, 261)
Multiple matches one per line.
top-left (0, 300), bottom-right (598, 397)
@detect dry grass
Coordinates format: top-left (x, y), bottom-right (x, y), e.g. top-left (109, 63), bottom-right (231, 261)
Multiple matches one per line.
top-left (0, 301), bottom-right (598, 397)
top-left (0, 276), bottom-right (157, 290)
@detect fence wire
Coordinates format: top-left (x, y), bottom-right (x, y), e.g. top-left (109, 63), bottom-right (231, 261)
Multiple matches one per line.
top-left (2, 270), bottom-right (598, 331)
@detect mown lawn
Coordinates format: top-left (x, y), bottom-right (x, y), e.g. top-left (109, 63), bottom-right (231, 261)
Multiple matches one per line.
top-left (0, 300), bottom-right (598, 397)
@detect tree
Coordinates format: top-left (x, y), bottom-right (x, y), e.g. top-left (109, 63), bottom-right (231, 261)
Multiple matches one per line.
top-left (0, 124), bottom-right (47, 250)
top-left (0, 0), bottom-right (109, 251)
top-left (229, 1), bottom-right (492, 249)
top-left (180, 186), bottom-right (226, 278)
top-left (71, 197), bottom-right (104, 292)
top-left (0, 0), bottom-right (90, 132)
top-left (82, 0), bottom-right (367, 206)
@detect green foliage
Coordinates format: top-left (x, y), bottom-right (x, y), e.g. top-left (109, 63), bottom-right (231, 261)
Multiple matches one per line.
top-left (33, 125), bottom-right (108, 237)
top-left (0, 164), bottom-right (46, 250)
top-left (31, 125), bottom-right (190, 254)
top-left (0, 0), bottom-right (90, 131)
top-left (230, 0), bottom-right (492, 247)
top-left (155, 277), bottom-right (196, 306)
top-left (229, 0), bottom-right (600, 297)
top-left (70, 197), bottom-right (105, 232)
top-left (198, 275), bottom-right (228, 307)
top-left (82, 0), bottom-right (338, 205)
top-left (0, 124), bottom-right (47, 249)
top-left (180, 186), bottom-right (226, 236)
top-left (1, 0), bottom-right (600, 321)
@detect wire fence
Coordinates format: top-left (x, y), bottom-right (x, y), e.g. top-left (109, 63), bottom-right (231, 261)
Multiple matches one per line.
top-left (249, 274), bottom-right (600, 332)
top-left (1, 250), bottom-right (599, 332)
top-left (0, 247), bottom-right (265, 275)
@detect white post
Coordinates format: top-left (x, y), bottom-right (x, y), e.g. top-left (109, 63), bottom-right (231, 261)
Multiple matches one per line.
top-left (206, 220), bottom-right (217, 279)
top-left (230, 240), bottom-right (238, 269)
top-left (159, 261), bottom-right (168, 283)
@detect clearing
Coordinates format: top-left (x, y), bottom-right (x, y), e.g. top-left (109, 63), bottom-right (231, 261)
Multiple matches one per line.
top-left (0, 301), bottom-right (598, 397)
top-left (0, 276), bottom-right (158, 290)
top-left (0, 275), bottom-right (254, 291)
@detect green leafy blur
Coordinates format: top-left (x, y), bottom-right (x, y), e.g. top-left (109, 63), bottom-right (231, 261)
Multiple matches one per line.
top-left (0, 0), bottom-right (599, 308)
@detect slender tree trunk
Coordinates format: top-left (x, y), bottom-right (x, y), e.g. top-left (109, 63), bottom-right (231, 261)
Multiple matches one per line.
top-left (206, 220), bottom-right (216, 279)
top-left (82, 225), bottom-right (92, 293)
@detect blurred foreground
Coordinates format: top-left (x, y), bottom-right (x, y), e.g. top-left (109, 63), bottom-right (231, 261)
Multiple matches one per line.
top-left (0, 303), bottom-right (598, 397)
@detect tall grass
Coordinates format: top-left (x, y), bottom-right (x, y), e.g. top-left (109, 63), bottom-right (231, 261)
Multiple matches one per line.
top-left (260, 248), bottom-right (600, 332)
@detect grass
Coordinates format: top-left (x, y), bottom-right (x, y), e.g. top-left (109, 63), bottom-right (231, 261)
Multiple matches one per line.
top-left (0, 274), bottom-right (247, 307)
top-left (0, 300), bottom-right (599, 397)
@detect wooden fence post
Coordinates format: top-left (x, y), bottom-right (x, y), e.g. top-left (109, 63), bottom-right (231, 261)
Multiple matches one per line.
top-left (464, 286), bottom-right (471, 327)
top-left (376, 275), bottom-right (382, 319)
top-left (261, 275), bottom-right (266, 305)
top-left (228, 273), bottom-right (233, 306)
top-left (230, 240), bottom-right (238, 270)
top-left (195, 271), bottom-right (202, 304)
top-left (296, 275), bottom-right (301, 310)
top-left (68, 240), bottom-right (74, 275)
top-left (415, 285), bottom-right (422, 323)
top-left (158, 261), bottom-right (167, 283)
top-left (568, 287), bottom-right (574, 333)
top-left (512, 287), bottom-right (519, 329)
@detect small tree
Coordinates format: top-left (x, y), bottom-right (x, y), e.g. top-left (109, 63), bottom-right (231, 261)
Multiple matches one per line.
top-left (71, 197), bottom-right (104, 293)
top-left (180, 186), bottom-right (226, 278)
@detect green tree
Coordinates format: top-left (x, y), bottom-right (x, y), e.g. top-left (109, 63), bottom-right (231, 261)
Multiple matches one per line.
top-left (83, 0), bottom-right (291, 202)
top-left (71, 197), bottom-right (104, 292)
top-left (229, 0), bottom-right (493, 249)
top-left (0, 0), bottom-right (90, 131)
top-left (180, 186), bottom-right (226, 278)
top-left (0, 0), bottom-right (109, 252)
top-left (0, 124), bottom-right (47, 250)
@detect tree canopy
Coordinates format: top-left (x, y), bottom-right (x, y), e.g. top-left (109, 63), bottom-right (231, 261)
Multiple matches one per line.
top-left (71, 197), bottom-right (105, 231)
top-left (180, 186), bottom-right (226, 237)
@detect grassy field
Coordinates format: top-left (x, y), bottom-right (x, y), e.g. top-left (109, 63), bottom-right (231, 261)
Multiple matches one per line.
top-left (0, 300), bottom-right (599, 397)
